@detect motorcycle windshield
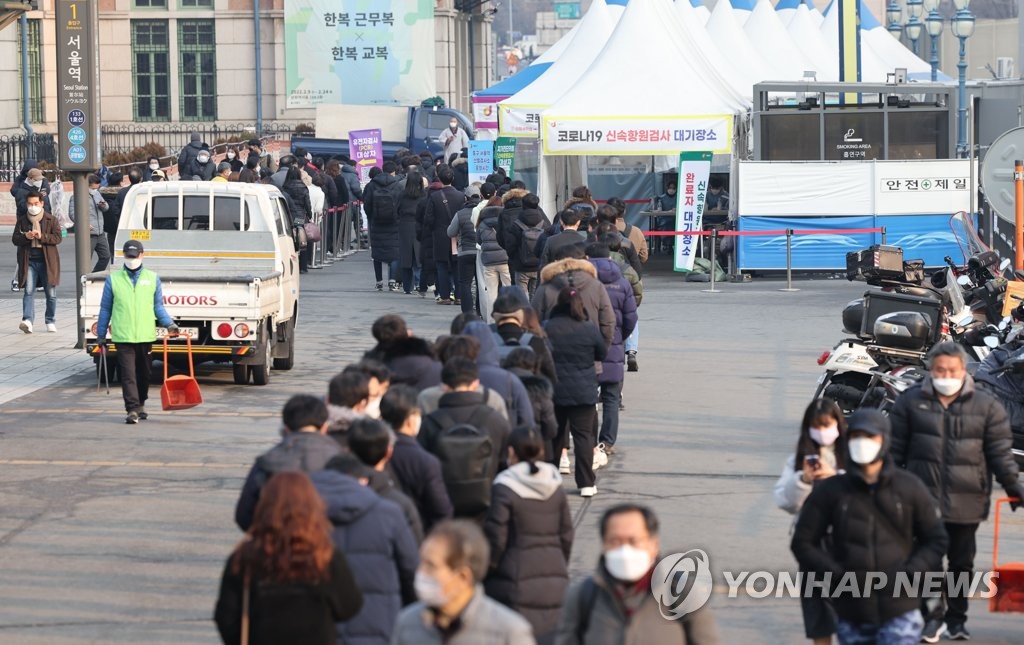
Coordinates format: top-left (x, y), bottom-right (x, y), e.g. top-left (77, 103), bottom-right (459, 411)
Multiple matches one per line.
top-left (949, 212), bottom-right (989, 266)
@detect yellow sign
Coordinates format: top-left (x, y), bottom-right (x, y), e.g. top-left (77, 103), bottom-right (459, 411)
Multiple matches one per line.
top-left (1002, 281), bottom-right (1024, 317)
top-left (129, 229), bottom-right (151, 241)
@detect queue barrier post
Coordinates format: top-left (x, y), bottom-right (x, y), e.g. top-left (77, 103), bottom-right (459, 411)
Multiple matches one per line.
top-left (308, 212), bottom-right (323, 270)
top-left (779, 228), bottom-right (799, 292)
top-left (881, 226), bottom-right (887, 245)
top-left (701, 229), bottom-right (722, 294)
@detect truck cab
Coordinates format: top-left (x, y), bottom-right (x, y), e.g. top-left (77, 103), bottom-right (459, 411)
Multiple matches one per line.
top-left (81, 181), bottom-right (302, 385)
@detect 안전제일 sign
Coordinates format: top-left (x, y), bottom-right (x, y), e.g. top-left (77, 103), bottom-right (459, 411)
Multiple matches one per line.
top-left (285, 0), bottom-right (436, 107)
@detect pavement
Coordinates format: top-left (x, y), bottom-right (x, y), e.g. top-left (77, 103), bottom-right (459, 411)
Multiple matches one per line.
top-left (0, 246), bottom-right (1023, 644)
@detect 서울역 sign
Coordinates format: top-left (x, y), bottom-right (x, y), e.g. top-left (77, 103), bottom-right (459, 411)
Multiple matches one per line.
top-left (55, 0), bottom-right (101, 170)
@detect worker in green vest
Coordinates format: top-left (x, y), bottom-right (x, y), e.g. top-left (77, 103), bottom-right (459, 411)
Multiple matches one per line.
top-left (96, 240), bottom-right (178, 424)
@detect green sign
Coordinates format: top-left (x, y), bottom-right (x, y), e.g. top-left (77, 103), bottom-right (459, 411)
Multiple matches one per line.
top-left (494, 137), bottom-right (517, 178)
top-left (554, 2), bottom-right (580, 19)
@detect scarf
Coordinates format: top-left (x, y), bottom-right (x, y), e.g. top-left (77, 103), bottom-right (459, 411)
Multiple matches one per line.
top-left (27, 211), bottom-right (43, 248)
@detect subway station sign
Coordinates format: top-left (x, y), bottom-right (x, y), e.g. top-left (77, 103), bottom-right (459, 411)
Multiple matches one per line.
top-left (55, 0), bottom-right (101, 171)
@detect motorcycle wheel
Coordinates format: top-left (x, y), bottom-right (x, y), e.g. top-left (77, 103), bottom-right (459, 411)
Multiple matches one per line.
top-left (821, 373), bottom-right (873, 416)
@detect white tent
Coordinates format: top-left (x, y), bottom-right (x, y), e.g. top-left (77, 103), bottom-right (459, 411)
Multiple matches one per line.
top-left (808, 0), bottom-right (825, 26)
top-left (690, 0), bottom-right (710, 25)
top-left (744, 0), bottom-right (817, 81)
top-left (786, 3), bottom-right (838, 81)
top-left (675, 0), bottom-right (756, 97)
top-left (498, 0), bottom-right (617, 137)
top-left (538, 0), bottom-right (748, 213)
top-left (775, 0), bottom-right (802, 26)
top-left (730, 0), bottom-right (755, 25)
top-left (705, 0), bottom-right (774, 85)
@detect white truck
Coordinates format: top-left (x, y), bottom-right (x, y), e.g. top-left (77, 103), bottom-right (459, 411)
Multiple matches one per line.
top-left (81, 181), bottom-right (301, 385)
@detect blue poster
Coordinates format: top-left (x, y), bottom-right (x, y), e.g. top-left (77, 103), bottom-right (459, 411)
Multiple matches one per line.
top-left (468, 140), bottom-right (493, 184)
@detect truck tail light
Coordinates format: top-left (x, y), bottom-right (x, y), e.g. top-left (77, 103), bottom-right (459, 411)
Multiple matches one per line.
top-left (234, 323), bottom-right (250, 337)
top-left (817, 351), bottom-right (831, 366)
top-left (217, 323), bottom-right (233, 338)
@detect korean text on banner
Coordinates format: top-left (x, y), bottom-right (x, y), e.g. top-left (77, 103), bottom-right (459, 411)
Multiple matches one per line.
top-left (349, 129), bottom-right (383, 187)
top-left (675, 151), bottom-right (713, 273)
top-left (494, 137), bottom-right (517, 178)
top-left (500, 105), bottom-right (543, 138)
top-left (468, 141), bottom-right (494, 184)
top-left (542, 116), bottom-right (732, 155)
top-left (285, 0), bottom-right (435, 107)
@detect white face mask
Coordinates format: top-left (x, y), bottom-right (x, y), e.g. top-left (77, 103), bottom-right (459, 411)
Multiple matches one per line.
top-left (666, 189), bottom-right (676, 196)
top-left (124, 258), bottom-right (143, 270)
top-left (848, 437), bottom-right (882, 465)
top-left (27, 205), bottom-right (43, 216)
top-left (149, 163), bottom-right (159, 171)
top-left (197, 153), bottom-right (210, 164)
top-left (227, 152), bottom-right (236, 159)
top-left (932, 376), bottom-right (964, 397)
top-left (29, 180), bottom-right (43, 188)
top-left (810, 425), bottom-right (840, 447)
top-left (449, 122), bottom-right (458, 130)
top-left (604, 545), bottom-right (653, 583)
top-left (414, 571), bottom-right (448, 607)
top-left (365, 397), bottom-right (382, 420)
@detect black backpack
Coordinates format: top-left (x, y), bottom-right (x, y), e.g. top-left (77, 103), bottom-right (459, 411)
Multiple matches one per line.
top-left (372, 184), bottom-right (398, 226)
top-left (514, 220), bottom-right (544, 270)
top-left (492, 330), bottom-right (535, 362)
top-left (429, 408), bottom-right (494, 516)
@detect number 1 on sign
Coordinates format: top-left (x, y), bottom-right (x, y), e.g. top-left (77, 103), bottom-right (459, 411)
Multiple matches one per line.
top-left (70, 3), bottom-right (76, 19)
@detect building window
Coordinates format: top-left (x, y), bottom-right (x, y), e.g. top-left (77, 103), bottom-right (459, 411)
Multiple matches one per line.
top-left (18, 19), bottom-right (43, 124)
top-left (134, 0), bottom-right (167, 8)
top-left (178, 20), bottom-right (217, 120)
top-left (132, 20), bottom-right (171, 121)
top-left (180, 0), bottom-right (213, 7)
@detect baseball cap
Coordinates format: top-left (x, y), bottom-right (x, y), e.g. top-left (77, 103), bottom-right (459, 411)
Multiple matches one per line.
top-left (123, 240), bottom-right (144, 258)
top-left (846, 408), bottom-right (889, 437)
top-left (152, 169), bottom-right (166, 179)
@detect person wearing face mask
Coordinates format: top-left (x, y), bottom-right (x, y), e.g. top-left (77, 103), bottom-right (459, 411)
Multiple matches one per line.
top-left (557, 504), bottom-right (720, 644)
top-left (793, 409), bottom-right (949, 645)
top-left (176, 131), bottom-right (208, 180)
top-left (143, 157), bottom-right (162, 182)
top-left (344, 359), bottom-right (390, 419)
top-left (12, 167), bottom-right (52, 293)
top-left (654, 180), bottom-right (677, 254)
top-left (13, 190), bottom-right (62, 334)
top-left (889, 341), bottom-right (1024, 642)
top-left (773, 398), bottom-right (847, 645)
top-left (224, 145), bottom-right (243, 172)
top-left (68, 174), bottom-right (112, 272)
top-left (95, 240), bottom-right (178, 424)
top-left (438, 118), bottom-right (470, 170)
top-left (186, 147), bottom-right (215, 181)
top-left (392, 519), bottom-right (535, 644)
top-left (382, 385), bottom-right (454, 532)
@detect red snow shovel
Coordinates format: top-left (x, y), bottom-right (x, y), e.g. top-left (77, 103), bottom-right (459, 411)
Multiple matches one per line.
top-left (160, 333), bottom-right (203, 411)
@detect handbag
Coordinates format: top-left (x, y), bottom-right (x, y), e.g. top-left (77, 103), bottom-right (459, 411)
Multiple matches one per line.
top-left (296, 225), bottom-right (308, 249)
top-left (304, 221), bottom-right (322, 243)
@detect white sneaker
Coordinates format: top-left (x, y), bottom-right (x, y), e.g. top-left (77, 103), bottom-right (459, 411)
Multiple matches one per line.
top-left (559, 454), bottom-right (571, 474)
top-left (19, 320), bottom-right (32, 334)
top-left (593, 444), bottom-right (609, 470)
top-left (46, 323), bottom-right (57, 333)
top-left (580, 486), bottom-right (597, 498)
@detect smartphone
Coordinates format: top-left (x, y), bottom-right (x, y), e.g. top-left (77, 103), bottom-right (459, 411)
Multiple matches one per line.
top-left (804, 455), bottom-right (820, 469)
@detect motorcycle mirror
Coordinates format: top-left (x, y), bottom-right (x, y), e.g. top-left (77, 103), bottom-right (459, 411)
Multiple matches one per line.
top-left (957, 275), bottom-right (972, 286)
top-left (985, 336), bottom-right (1000, 349)
top-left (1001, 316), bottom-right (1012, 330)
top-left (1001, 258), bottom-right (1012, 272)
top-left (959, 314), bottom-right (975, 327)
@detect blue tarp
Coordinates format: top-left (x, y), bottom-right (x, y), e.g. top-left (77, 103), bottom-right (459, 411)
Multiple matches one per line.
top-left (473, 63), bottom-right (553, 98)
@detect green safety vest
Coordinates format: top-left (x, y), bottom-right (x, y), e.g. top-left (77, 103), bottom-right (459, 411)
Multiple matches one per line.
top-left (110, 268), bottom-right (158, 344)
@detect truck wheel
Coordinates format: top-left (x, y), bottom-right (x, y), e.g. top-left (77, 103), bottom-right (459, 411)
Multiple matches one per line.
top-left (232, 363), bottom-right (249, 385)
top-left (273, 321), bottom-right (295, 371)
top-left (250, 336), bottom-right (272, 386)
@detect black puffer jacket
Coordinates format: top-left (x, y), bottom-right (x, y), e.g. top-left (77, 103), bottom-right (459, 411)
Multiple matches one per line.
top-left (508, 367), bottom-right (559, 455)
top-left (365, 337), bottom-right (442, 393)
top-left (282, 179), bottom-right (312, 226)
top-left (477, 206), bottom-right (509, 267)
top-left (506, 207), bottom-right (548, 274)
top-left (890, 375), bottom-right (1019, 523)
top-left (483, 461), bottom-right (573, 641)
top-left (544, 312), bottom-right (607, 407)
top-left (493, 322), bottom-right (557, 385)
top-left (423, 184), bottom-right (465, 261)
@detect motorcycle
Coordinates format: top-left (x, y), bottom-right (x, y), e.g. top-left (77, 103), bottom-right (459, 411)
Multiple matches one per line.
top-left (974, 334), bottom-right (1024, 468)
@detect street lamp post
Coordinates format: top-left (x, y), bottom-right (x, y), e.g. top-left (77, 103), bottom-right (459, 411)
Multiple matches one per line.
top-left (924, 0), bottom-right (943, 82)
top-left (886, 0), bottom-right (903, 38)
top-left (952, 0), bottom-right (975, 156)
top-left (906, 0), bottom-right (925, 55)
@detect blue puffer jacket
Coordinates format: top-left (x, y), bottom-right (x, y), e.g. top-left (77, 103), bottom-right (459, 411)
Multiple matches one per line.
top-left (590, 258), bottom-right (638, 384)
top-left (311, 470), bottom-right (420, 645)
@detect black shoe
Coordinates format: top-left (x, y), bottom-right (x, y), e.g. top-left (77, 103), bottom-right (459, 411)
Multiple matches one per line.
top-left (626, 351), bottom-right (638, 372)
top-left (125, 411), bottom-right (140, 425)
top-left (946, 622), bottom-right (970, 641)
top-left (137, 408), bottom-right (149, 421)
top-left (920, 619), bottom-right (945, 643)
top-left (619, 398), bottom-right (626, 411)
top-left (375, 281), bottom-right (384, 292)
top-left (10, 279), bottom-right (19, 292)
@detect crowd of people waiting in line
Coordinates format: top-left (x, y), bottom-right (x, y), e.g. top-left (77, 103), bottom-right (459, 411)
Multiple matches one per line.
top-left (214, 308), bottom-right (720, 644)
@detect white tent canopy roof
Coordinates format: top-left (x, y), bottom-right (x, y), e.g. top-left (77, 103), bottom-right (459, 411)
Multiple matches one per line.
top-left (705, 0), bottom-right (774, 84)
top-left (744, 0), bottom-right (817, 81)
top-left (674, 0), bottom-right (756, 97)
top-left (787, 3), bottom-right (837, 81)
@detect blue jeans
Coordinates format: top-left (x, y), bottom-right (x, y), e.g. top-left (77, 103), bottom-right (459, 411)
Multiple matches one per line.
top-left (436, 255), bottom-right (458, 300)
top-left (23, 257), bottom-right (56, 325)
top-left (599, 380), bottom-right (623, 446)
top-left (835, 609), bottom-right (923, 645)
top-left (625, 322), bottom-right (639, 353)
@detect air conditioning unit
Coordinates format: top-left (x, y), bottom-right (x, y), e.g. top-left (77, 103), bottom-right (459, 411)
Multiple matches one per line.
top-left (996, 57), bottom-right (1016, 80)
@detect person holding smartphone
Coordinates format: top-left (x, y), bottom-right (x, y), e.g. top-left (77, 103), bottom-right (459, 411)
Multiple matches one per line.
top-left (774, 398), bottom-right (847, 645)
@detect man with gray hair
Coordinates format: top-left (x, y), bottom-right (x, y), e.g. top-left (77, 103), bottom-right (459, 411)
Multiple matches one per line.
top-left (890, 341), bottom-right (1024, 642)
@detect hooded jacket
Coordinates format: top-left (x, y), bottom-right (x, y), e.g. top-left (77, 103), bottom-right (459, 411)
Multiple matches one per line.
top-left (462, 321), bottom-right (536, 430)
top-left (507, 367), bottom-right (559, 448)
top-left (497, 188), bottom-right (528, 250)
top-left (544, 310), bottom-right (608, 407)
top-left (340, 164), bottom-right (362, 200)
top-left (311, 469), bottom-right (419, 645)
top-left (483, 461), bottom-right (573, 641)
top-left (326, 403), bottom-right (363, 438)
top-left (365, 337), bottom-right (442, 393)
top-left (610, 250), bottom-right (643, 306)
top-left (364, 173), bottom-right (401, 263)
top-left (176, 139), bottom-right (207, 180)
top-left (283, 178), bottom-right (312, 225)
top-left (234, 431), bottom-right (342, 531)
top-left (890, 374), bottom-right (1019, 524)
top-left (324, 454), bottom-right (424, 544)
top-left (424, 184), bottom-right (466, 261)
top-left (531, 258), bottom-right (616, 347)
top-left (477, 206), bottom-right (509, 267)
top-left (493, 321), bottom-right (558, 386)
top-left (506, 206), bottom-right (549, 274)
top-left (447, 196), bottom-right (481, 256)
top-left (590, 258), bottom-right (638, 384)
top-left (792, 408), bottom-right (948, 625)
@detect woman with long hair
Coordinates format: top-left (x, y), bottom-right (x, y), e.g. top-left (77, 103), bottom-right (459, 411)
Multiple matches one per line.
top-left (543, 287), bottom-right (607, 498)
top-left (773, 398), bottom-right (847, 645)
top-left (214, 472), bottom-right (363, 645)
top-left (397, 170), bottom-right (426, 294)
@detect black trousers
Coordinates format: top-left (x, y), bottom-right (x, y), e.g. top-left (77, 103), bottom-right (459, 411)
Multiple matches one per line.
top-left (457, 253), bottom-right (477, 313)
top-left (552, 404), bottom-right (597, 489)
top-left (117, 342), bottom-right (153, 413)
top-left (923, 522), bottom-right (979, 625)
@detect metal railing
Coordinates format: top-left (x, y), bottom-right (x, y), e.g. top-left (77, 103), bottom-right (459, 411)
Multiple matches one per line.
top-left (0, 133), bottom-right (57, 182)
top-left (99, 121), bottom-right (310, 159)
